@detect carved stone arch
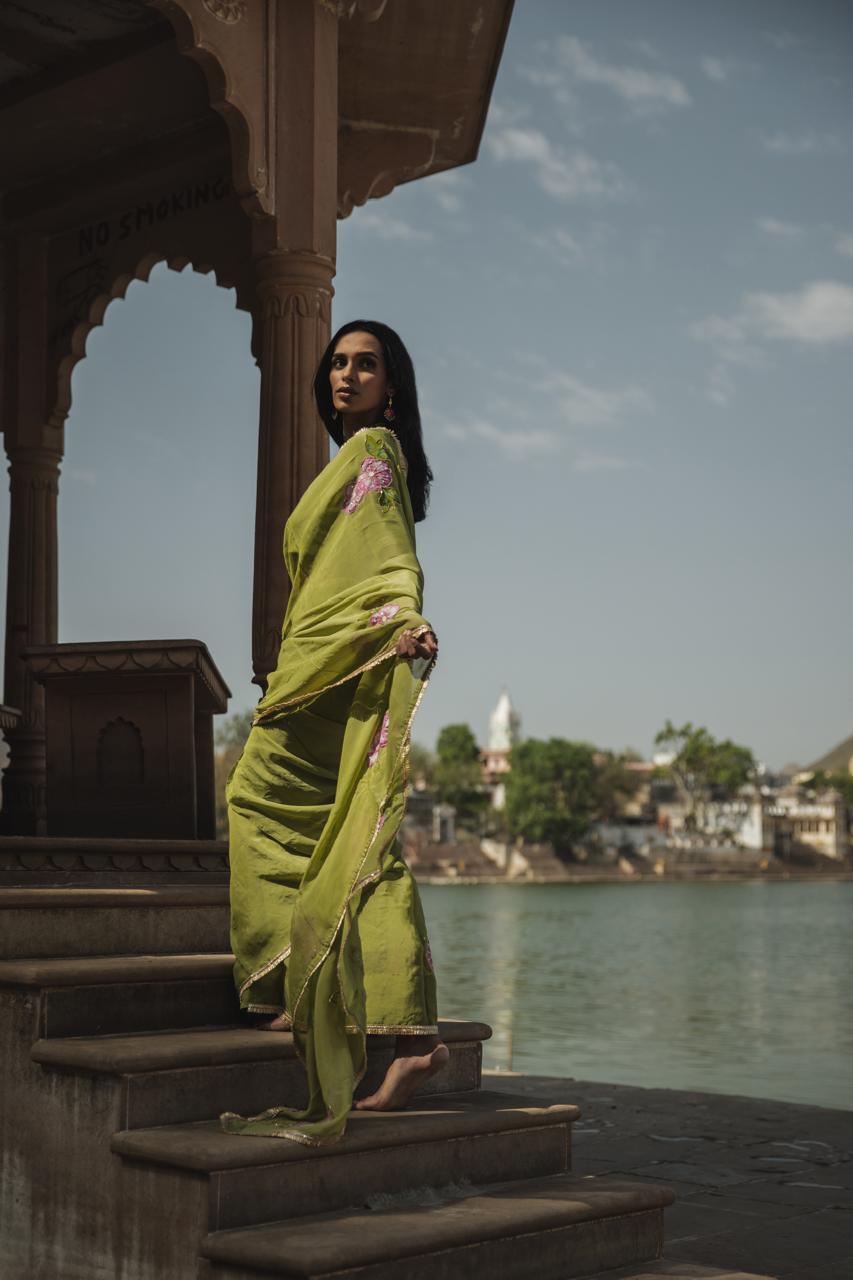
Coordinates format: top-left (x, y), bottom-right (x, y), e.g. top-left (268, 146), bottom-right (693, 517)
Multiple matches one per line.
top-left (50, 249), bottom-right (252, 431)
top-left (148, 0), bottom-right (271, 218)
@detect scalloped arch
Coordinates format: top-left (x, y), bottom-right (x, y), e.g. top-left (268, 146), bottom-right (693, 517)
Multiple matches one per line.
top-left (149, 0), bottom-right (267, 216)
top-left (51, 252), bottom-right (250, 430)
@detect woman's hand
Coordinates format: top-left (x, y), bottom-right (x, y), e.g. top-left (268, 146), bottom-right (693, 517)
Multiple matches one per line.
top-left (395, 629), bottom-right (438, 661)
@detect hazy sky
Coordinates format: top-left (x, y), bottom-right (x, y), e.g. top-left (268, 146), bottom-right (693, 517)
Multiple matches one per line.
top-left (4, 2), bottom-right (851, 771)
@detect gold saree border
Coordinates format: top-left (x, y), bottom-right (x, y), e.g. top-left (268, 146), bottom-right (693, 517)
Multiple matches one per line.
top-left (238, 944), bottom-right (292, 1000)
top-left (290, 645), bottom-right (437, 1026)
top-left (226, 650), bottom-right (439, 1146)
top-left (251, 625), bottom-right (435, 726)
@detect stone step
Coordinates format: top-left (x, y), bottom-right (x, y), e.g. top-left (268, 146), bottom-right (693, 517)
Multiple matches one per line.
top-left (0, 952), bottom-right (238, 1036)
top-left (31, 1020), bottom-right (491, 1127)
top-left (583, 1265), bottom-right (775, 1280)
top-left (198, 1172), bottom-right (675, 1280)
top-left (112, 1090), bottom-right (580, 1275)
top-left (0, 887), bottom-right (230, 960)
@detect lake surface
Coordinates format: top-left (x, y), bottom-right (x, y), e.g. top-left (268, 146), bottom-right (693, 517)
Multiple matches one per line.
top-left (421, 881), bottom-right (853, 1111)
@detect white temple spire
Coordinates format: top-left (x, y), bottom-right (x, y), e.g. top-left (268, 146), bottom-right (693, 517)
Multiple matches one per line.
top-left (488, 687), bottom-right (521, 753)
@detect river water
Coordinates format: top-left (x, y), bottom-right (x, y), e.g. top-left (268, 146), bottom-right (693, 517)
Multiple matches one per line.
top-left (421, 881), bottom-right (853, 1111)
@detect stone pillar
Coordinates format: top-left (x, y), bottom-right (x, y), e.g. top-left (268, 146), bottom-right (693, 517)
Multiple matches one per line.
top-left (1, 446), bottom-right (60, 833)
top-left (251, 252), bottom-right (333, 690)
top-left (248, 0), bottom-right (338, 692)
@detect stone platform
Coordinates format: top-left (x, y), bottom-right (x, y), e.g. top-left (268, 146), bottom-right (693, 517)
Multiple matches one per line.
top-left (484, 1074), bottom-right (853, 1279)
top-left (0, 887), bottom-right (677, 1279)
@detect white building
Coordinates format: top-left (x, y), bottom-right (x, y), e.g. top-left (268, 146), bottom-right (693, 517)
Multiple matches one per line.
top-left (481, 688), bottom-right (522, 810)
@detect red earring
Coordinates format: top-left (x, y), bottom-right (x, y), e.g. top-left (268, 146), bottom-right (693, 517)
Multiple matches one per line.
top-left (383, 392), bottom-right (396, 422)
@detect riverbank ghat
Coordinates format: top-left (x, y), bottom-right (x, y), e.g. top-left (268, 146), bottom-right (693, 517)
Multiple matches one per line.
top-left (1, 885), bottom-right (672, 1278)
top-left (484, 1074), bottom-right (853, 1279)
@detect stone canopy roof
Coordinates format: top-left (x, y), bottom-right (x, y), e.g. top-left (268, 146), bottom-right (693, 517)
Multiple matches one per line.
top-left (1, 0), bottom-right (514, 224)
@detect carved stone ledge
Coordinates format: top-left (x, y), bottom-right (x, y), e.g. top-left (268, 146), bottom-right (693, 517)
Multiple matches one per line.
top-left (22, 639), bottom-right (230, 712)
top-left (338, 121), bottom-right (438, 218)
top-left (0, 836), bottom-right (229, 887)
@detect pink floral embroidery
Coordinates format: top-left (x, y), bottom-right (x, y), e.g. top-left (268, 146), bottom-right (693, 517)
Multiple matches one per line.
top-left (342, 457), bottom-right (394, 514)
top-left (376, 811), bottom-right (387, 831)
top-left (369, 603), bottom-right (401, 626)
top-left (367, 710), bottom-right (390, 768)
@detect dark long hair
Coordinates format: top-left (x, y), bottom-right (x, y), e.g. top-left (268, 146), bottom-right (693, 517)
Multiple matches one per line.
top-left (313, 319), bottom-right (433, 522)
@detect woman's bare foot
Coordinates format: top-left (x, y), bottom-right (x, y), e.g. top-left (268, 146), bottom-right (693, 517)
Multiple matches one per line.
top-left (354, 1035), bottom-right (449, 1111)
top-left (255, 1012), bottom-right (291, 1032)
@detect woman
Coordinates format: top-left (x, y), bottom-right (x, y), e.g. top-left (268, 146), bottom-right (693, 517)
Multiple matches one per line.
top-left (221, 320), bottom-right (448, 1145)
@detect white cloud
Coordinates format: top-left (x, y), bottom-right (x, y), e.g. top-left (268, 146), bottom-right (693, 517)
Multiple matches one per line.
top-left (835, 232), bottom-right (853, 259)
top-left (573, 452), bottom-right (639, 473)
top-left (517, 66), bottom-right (564, 91)
top-left (694, 281), bottom-right (853, 404)
top-left (756, 217), bottom-right (802, 239)
top-left (706, 362), bottom-right (736, 408)
top-left (629, 39), bottom-right (661, 62)
top-left (350, 210), bottom-right (433, 241)
top-left (423, 170), bottom-right (466, 214)
top-left (555, 35), bottom-right (691, 111)
top-left (442, 418), bottom-right (559, 459)
top-left (763, 30), bottom-right (803, 52)
top-left (742, 281), bottom-right (853, 345)
top-left (759, 131), bottom-right (844, 156)
top-left (700, 56), bottom-right (730, 83)
top-left (543, 371), bottom-right (653, 427)
top-left (487, 100), bottom-right (531, 128)
top-left (530, 226), bottom-right (586, 266)
top-left (65, 466), bottom-right (97, 487)
top-left (487, 127), bottom-right (627, 202)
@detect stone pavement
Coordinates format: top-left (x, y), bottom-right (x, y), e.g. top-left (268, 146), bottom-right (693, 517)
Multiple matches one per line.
top-left (483, 1074), bottom-right (853, 1280)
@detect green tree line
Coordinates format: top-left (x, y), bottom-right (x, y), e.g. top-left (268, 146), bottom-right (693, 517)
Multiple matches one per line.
top-left (213, 709), bottom-right (847, 849)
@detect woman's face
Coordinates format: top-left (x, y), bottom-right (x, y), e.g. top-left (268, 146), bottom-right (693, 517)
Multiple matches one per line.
top-left (329, 331), bottom-right (393, 431)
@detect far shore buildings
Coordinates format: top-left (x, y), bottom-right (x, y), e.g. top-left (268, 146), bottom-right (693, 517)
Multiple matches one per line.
top-left (473, 704), bottom-right (852, 864)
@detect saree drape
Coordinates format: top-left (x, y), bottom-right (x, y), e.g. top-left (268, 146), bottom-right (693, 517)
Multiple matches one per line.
top-left (222, 426), bottom-right (438, 1146)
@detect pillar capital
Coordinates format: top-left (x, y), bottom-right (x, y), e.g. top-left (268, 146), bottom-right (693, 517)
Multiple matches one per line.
top-left (253, 252), bottom-right (335, 322)
top-left (5, 444), bottom-right (62, 478)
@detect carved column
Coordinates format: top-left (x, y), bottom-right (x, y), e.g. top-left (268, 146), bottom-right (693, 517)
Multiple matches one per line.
top-left (249, 0), bottom-right (338, 691)
top-left (1, 446), bottom-right (60, 833)
top-left (251, 252), bottom-right (333, 689)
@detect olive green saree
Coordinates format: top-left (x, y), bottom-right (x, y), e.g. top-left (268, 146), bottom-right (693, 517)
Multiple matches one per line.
top-left (222, 426), bottom-right (438, 1145)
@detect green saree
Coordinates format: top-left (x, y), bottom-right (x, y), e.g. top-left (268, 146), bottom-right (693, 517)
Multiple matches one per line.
top-left (222, 425), bottom-right (438, 1145)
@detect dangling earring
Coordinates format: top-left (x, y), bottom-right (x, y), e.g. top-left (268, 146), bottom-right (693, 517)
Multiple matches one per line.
top-left (383, 392), bottom-right (396, 422)
top-left (331, 408), bottom-right (338, 420)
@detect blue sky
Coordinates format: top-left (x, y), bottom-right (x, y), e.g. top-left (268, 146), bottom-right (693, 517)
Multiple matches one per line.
top-left (5, 1), bottom-right (851, 771)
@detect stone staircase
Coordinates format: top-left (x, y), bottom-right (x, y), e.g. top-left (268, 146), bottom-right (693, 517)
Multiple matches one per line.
top-left (0, 887), bottom-right (677, 1279)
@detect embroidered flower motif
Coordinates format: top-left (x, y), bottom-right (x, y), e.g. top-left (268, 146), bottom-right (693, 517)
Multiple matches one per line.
top-left (367, 710), bottom-right (390, 768)
top-left (342, 456), bottom-right (394, 514)
top-left (369, 603), bottom-right (401, 626)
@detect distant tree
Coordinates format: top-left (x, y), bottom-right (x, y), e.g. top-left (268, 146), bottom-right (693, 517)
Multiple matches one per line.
top-left (408, 741), bottom-right (436, 789)
top-left (654, 720), bottom-right (756, 825)
top-left (435, 723), bottom-right (487, 831)
top-left (215, 710), bottom-right (255, 751)
top-left (806, 770), bottom-right (853, 806)
top-left (596, 748), bottom-right (644, 822)
top-left (708, 739), bottom-right (757, 794)
top-left (213, 709), bottom-right (255, 838)
top-left (504, 737), bottom-right (600, 856)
